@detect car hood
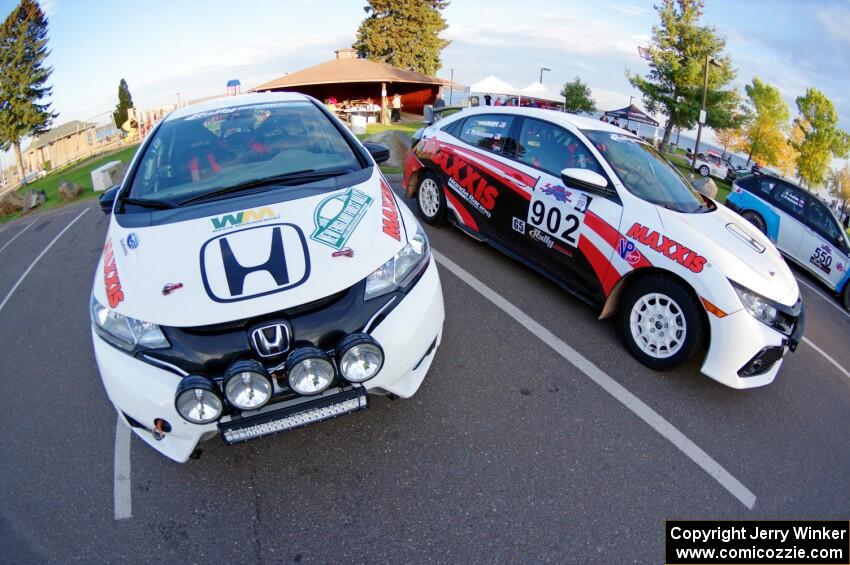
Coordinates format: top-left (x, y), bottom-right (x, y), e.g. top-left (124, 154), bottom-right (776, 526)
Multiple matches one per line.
top-left (93, 174), bottom-right (409, 327)
top-left (657, 203), bottom-right (798, 305)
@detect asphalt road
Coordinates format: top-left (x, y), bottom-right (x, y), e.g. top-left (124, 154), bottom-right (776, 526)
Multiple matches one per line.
top-left (0, 186), bottom-right (848, 564)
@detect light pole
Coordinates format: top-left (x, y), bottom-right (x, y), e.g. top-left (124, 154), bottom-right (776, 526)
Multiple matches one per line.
top-left (449, 68), bottom-right (454, 105)
top-left (539, 67), bottom-right (550, 84)
top-left (627, 95), bottom-right (634, 130)
top-left (690, 55), bottom-right (720, 173)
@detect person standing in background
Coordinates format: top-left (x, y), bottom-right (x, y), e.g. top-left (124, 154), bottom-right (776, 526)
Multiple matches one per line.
top-left (434, 93), bottom-right (445, 108)
top-left (391, 94), bottom-right (402, 122)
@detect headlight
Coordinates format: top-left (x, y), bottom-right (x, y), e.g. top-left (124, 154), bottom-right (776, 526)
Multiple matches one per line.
top-left (365, 224), bottom-right (430, 300)
top-left (224, 360), bottom-right (272, 410)
top-left (285, 347), bottom-right (335, 395)
top-left (731, 283), bottom-right (780, 326)
top-left (90, 295), bottom-right (169, 352)
top-left (175, 376), bottom-right (223, 424)
top-left (336, 334), bottom-right (384, 383)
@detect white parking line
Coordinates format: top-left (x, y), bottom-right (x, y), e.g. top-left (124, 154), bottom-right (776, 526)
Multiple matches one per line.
top-left (0, 208), bottom-right (89, 315)
top-left (114, 416), bottom-right (133, 520)
top-left (433, 250), bottom-right (758, 510)
top-left (796, 277), bottom-right (850, 321)
top-left (0, 220), bottom-right (36, 255)
top-left (802, 337), bottom-right (850, 381)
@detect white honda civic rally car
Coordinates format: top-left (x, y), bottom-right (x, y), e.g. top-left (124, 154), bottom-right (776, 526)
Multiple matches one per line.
top-left (91, 93), bottom-right (444, 462)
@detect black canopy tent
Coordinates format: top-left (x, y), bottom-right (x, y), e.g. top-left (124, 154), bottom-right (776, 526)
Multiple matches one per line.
top-left (604, 104), bottom-right (659, 127)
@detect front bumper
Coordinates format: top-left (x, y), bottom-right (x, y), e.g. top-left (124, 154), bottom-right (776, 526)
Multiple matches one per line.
top-left (700, 303), bottom-right (804, 389)
top-left (93, 257), bottom-right (444, 462)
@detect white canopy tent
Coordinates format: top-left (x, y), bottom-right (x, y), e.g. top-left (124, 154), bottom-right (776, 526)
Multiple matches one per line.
top-left (520, 82), bottom-right (564, 104)
top-left (469, 76), bottom-right (520, 97)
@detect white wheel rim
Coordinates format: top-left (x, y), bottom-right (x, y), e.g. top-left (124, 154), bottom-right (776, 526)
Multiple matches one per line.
top-left (629, 293), bottom-right (687, 359)
top-left (418, 178), bottom-right (441, 218)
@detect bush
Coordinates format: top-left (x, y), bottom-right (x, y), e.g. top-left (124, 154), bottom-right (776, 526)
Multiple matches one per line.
top-left (42, 160), bottom-right (51, 172)
top-left (0, 191), bottom-right (24, 215)
top-left (58, 179), bottom-right (83, 201)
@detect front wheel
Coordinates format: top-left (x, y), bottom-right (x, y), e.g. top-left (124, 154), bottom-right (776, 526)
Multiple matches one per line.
top-left (416, 171), bottom-right (446, 226)
top-left (841, 283), bottom-right (850, 311)
top-left (621, 275), bottom-right (705, 371)
top-left (699, 165), bottom-right (710, 177)
top-left (741, 211), bottom-right (767, 235)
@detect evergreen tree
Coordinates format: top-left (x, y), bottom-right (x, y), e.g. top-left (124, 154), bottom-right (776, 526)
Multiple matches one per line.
top-left (354, 0), bottom-right (450, 76)
top-left (561, 77), bottom-right (596, 115)
top-left (627, 0), bottom-right (739, 148)
top-left (0, 0), bottom-right (55, 184)
top-left (113, 78), bottom-right (134, 130)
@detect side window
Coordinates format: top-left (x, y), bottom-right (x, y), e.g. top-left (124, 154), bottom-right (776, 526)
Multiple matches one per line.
top-left (757, 178), bottom-right (778, 196)
top-left (458, 115), bottom-right (514, 154)
top-left (442, 117), bottom-right (464, 138)
top-left (515, 118), bottom-right (601, 176)
top-left (808, 202), bottom-right (841, 242)
top-left (773, 186), bottom-right (808, 219)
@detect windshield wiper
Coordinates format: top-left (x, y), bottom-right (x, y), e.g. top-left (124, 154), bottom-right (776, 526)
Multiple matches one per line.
top-left (178, 169), bottom-right (353, 206)
top-left (121, 197), bottom-right (175, 210)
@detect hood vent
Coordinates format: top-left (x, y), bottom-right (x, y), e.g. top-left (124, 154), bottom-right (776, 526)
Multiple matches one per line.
top-left (726, 222), bottom-right (765, 254)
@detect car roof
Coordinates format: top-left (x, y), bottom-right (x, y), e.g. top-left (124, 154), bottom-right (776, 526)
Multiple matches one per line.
top-left (166, 92), bottom-right (311, 122)
top-left (448, 105), bottom-right (633, 136)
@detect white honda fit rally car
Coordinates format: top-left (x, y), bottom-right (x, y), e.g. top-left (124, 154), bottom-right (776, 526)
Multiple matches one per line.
top-left (91, 93), bottom-right (444, 462)
top-left (404, 106), bottom-right (805, 389)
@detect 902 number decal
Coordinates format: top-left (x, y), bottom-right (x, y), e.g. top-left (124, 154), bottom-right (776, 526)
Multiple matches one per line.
top-left (528, 192), bottom-right (582, 246)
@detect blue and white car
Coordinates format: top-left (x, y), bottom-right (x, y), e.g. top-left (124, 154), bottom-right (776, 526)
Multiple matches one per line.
top-left (726, 174), bottom-right (850, 309)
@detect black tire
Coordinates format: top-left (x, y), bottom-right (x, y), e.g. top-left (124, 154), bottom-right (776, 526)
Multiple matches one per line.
top-left (416, 171), bottom-right (446, 226)
top-left (620, 274), bottom-right (705, 371)
top-left (841, 283), bottom-right (850, 311)
top-left (699, 165), bottom-right (710, 177)
top-left (741, 211), bottom-right (767, 235)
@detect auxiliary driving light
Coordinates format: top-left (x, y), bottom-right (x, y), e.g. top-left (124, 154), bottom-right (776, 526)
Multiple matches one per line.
top-left (224, 360), bottom-right (273, 411)
top-left (175, 375), bottom-right (224, 424)
top-left (336, 334), bottom-right (384, 383)
top-left (285, 347), bottom-right (335, 395)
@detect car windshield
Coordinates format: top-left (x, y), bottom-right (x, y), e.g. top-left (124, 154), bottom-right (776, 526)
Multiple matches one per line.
top-left (128, 100), bottom-right (362, 204)
top-left (583, 129), bottom-right (709, 213)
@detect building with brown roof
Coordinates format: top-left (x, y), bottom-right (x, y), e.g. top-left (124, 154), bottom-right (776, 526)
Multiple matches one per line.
top-left (251, 48), bottom-right (452, 120)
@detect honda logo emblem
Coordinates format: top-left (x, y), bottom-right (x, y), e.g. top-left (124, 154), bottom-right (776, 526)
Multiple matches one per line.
top-left (250, 322), bottom-right (291, 358)
top-left (200, 223), bottom-right (311, 303)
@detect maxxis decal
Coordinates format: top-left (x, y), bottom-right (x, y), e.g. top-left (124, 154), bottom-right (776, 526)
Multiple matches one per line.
top-left (626, 223), bottom-right (707, 273)
top-left (380, 179), bottom-right (401, 241)
top-left (103, 240), bottom-right (124, 308)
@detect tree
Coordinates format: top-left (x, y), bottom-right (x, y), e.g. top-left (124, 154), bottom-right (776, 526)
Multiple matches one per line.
top-left (0, 0), bottom-right (55, 184)
top-left (561, 76), bottom-right (595, 115)
top-left (112, 79), bottom-right (133, 130)
top-left (740, 77), bottom-right (789, 167)
top-left (714, 127), bottom-right (745, 154)
top-left (791, 87), bottom-right (850, 188)
top-left (354, 0), bottom-right (450, 76)
top-left (627, 0), bottom-right (740, 148)
top-left (827, 165), bottom-right (850, 217)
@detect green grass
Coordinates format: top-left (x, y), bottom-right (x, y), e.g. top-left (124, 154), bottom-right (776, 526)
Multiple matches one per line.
top-left (355, 120), bottom-right (424, 141)
top-left (1, 144), bottom-right (140, 223)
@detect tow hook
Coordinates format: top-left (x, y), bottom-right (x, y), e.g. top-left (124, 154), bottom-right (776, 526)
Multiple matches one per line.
top-left (153, 418), bottom-right (171, 441)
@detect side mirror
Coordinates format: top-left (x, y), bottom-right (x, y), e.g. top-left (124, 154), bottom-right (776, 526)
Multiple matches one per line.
top-left (99, 185), bottom-right (120, 215)
top-left (561, 168), bottom-right (610, 195)
top-left (363, 142), bottom-right (391, 164)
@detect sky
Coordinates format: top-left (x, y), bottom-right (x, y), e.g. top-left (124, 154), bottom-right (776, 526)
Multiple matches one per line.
top-left (1, 0), bottom-right (849, 171)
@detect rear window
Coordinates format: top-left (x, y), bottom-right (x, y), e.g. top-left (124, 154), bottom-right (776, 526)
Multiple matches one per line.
top-left (458, 115), bottom-right (514, 153)
top-left (738, 176), bottom-right (778, 197)
top-left (128, 100), bottom-right (361, 204)
top-left (774, 186), bottom-right (807, 218)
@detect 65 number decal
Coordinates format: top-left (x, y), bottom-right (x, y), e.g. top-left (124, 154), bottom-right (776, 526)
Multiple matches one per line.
top-left (528, 193), bottom-right (581, 246)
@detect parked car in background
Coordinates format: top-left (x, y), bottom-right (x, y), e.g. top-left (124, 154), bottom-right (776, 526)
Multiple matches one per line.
top-left (726, 173), bottom-right (850, 309)
top-left (91, 93), bottom-right (444, 462)
top-left (692, 152), bottom-right (732, 180)
top-left (404, 107), bottom-right (804, 389)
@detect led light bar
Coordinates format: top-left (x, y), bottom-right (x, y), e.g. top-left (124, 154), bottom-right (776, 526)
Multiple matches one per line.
top-left (221, 390), bottom-right (367, 444)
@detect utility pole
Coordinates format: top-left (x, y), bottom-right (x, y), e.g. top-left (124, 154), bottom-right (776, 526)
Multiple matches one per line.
top-left (691, 55), bottom-right (718, 173)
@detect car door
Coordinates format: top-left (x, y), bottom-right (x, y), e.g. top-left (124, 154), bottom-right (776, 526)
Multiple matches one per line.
top-left (798, 199), bottom-right (850, 290)
top-left (498, 116), bottom-right (623, 301)
top-left (770, 184), bottom-right (809, 262)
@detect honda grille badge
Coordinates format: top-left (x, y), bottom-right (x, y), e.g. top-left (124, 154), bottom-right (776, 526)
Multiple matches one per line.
top-left (250, 323), bottom-right (291, 358)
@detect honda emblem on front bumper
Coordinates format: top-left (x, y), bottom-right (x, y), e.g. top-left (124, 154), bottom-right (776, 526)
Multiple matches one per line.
top-left (250, 323), bottom-right (291, 358)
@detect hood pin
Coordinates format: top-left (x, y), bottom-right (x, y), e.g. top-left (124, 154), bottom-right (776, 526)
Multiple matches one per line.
top-left (332, 248), bottom-right (354, 258)
top-left (162, 283), bottom-right (184, 296)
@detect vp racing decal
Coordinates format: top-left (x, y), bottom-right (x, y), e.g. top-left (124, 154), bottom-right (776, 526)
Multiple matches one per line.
top-left (380, 179), bottom-right (401, 241)
top-left (311, 188), bottom-right (372, 250)
top-left (200, 223), bottom-right (310, 303)
top-left (103, 240), bottom-right (124, 308)
top-left (626, 223), bottom-right (707, 273)
top-left (210, 206), bottom-right (279, 232)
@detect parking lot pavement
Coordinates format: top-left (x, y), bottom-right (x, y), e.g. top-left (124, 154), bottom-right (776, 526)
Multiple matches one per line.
top-left (0, 192), bottom-right (847, 563)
